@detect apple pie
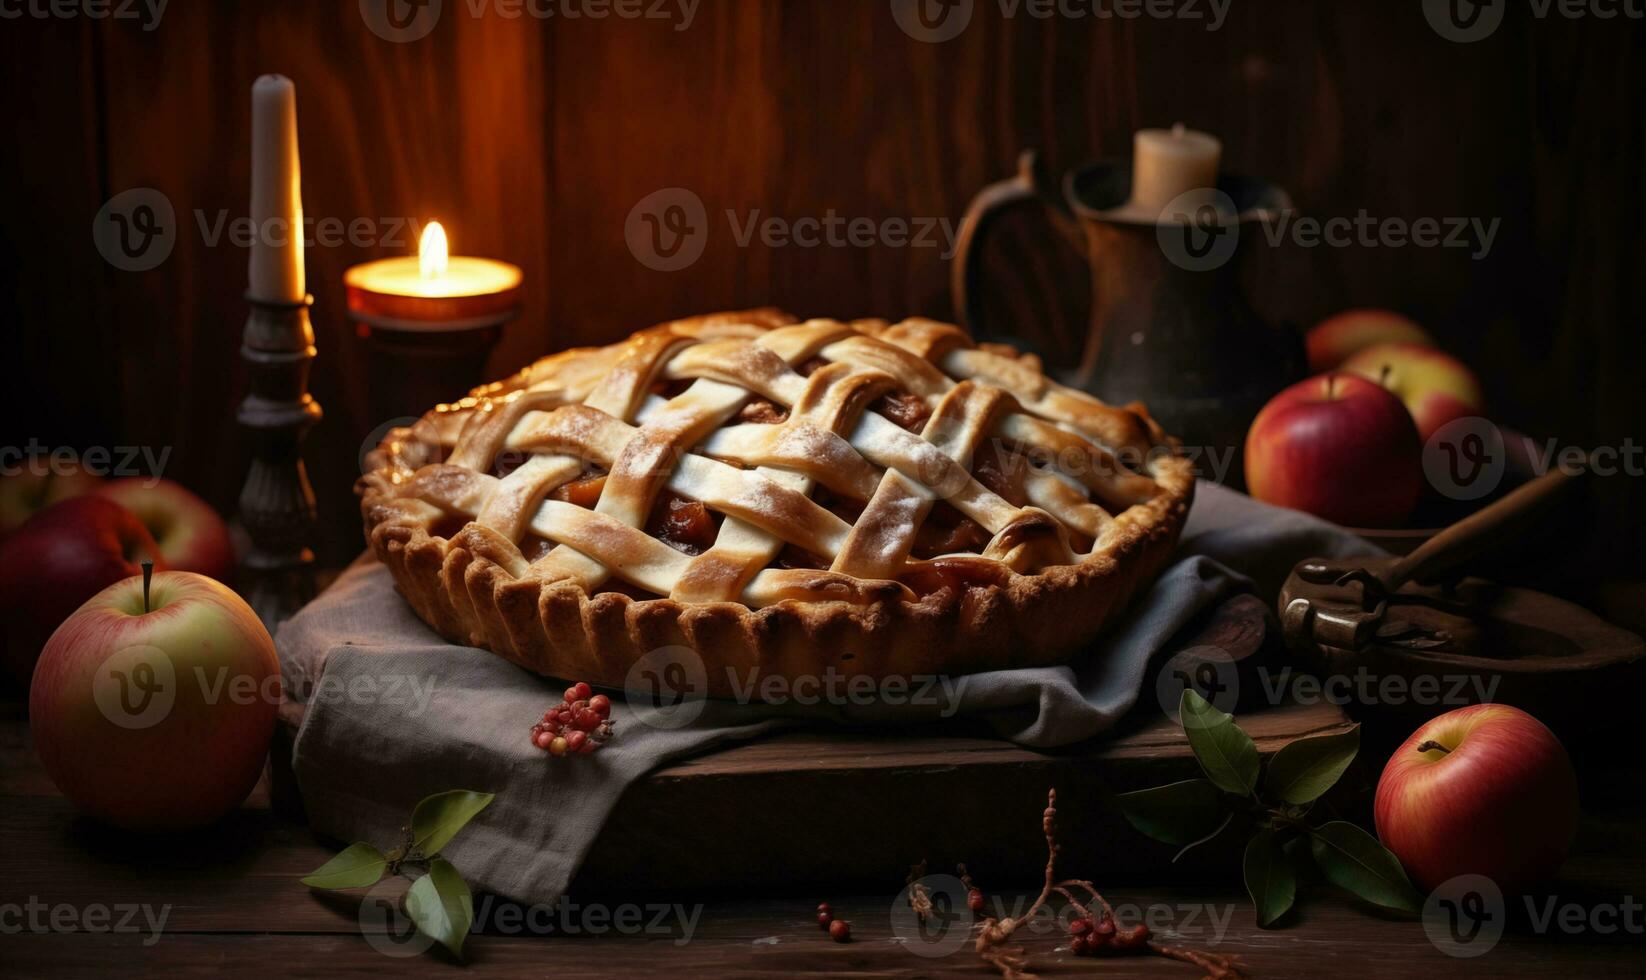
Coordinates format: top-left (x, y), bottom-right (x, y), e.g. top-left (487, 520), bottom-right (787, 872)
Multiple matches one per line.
top-left (358, 310), bottom-right (1194, 693)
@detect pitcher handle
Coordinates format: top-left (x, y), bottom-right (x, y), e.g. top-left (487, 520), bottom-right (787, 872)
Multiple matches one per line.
top-left (951, 149), bottom-right (1078, 344)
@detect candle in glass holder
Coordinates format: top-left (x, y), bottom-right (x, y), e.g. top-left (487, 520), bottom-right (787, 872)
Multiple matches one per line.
top-left (345, 222), bottom-right (521, 420)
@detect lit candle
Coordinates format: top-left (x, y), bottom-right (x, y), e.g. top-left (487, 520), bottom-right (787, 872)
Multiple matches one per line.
top-left (248, 75), bottom-right (306, 304)
top-left (345, 222), bottom-right (522, 420)
top-left (1128, 124), bottom-right (1222, 221)
top-left (344, 221), bottom-right (521, 328)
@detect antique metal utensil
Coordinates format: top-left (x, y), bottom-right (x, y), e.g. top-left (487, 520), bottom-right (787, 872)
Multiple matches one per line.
top-left (1280, 466), bottom-right (1579, 654)
top-left (1278, 465), bottom-right (1646, 734)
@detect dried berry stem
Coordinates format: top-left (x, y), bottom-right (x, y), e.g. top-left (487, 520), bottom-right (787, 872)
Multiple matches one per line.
top-left (905, 861), bottom-right (934, 922)
top-left (961, 788), bottom-right (1246, 980)
top-left (1150, 941), bottom-right (1247, 979)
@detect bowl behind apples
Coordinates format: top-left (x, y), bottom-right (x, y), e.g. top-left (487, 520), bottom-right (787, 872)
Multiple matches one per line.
top-left (30, 570), bottom-right (279, 831)
top-left (1244, 372), bottom-right (1424, 528)
top-left (1375, 704), bottom-right (1578, 895)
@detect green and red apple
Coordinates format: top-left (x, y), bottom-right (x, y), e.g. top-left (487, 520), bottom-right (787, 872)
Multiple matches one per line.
top-left (95, 477), bottom-right (235, 582)
top-left (0, 497), bottom-right (165, 687)
top-left (1305, 309), bottom-right (1436, 373)
top-left (1375, 704), bottom-right (1578, 895)
top-left (1245, 372), bottom-right (1423, 528)
top-left (0, 467), bottom-right (102, 537)
top-left (1341, 342), bottom-right (1485, 444)
top-left (30, 570), bottom-right (279, 831)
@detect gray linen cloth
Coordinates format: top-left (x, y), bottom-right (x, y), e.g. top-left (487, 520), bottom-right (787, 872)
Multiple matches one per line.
top-left (279, 482), bottom-right (1373, 905)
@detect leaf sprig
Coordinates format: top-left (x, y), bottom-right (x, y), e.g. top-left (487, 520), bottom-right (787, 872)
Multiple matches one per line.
top-left (1118, 691), bottom-right (1420, 927)
top-left (301, 790), bottom-right (496, 959)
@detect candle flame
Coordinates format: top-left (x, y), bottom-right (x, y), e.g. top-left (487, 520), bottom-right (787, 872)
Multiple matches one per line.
top-left (419, 221), bottom-right (449, 281)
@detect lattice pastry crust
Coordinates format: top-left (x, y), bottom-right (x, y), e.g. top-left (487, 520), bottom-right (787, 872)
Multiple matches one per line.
top-left (358, 310), bottom-right (1195, 693)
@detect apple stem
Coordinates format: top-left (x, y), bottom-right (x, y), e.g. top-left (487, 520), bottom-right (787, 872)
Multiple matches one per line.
top-left (1380, 363), bottom-right (1393, 386)
top-left (141, 560), bottom-right (153, 614)
top-left (1416, 739), bottom-right (1451, 756)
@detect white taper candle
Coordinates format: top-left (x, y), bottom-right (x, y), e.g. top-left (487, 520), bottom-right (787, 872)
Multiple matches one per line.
top-left (248, 74), bottom-right (305, 304)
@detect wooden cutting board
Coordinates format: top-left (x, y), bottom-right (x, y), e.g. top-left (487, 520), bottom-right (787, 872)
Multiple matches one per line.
top-left (572, 696), bottom-right (1350, 895)
top-left (269, 593), bottom-right (1354, 894)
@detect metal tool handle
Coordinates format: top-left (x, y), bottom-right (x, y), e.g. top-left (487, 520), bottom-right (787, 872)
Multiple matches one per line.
top-left (1380, 462), bottom-right (1579, 594)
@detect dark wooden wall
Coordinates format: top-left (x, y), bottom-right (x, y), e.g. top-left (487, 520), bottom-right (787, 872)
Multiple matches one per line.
top-left (3, 1), bottom-right (1642, 577)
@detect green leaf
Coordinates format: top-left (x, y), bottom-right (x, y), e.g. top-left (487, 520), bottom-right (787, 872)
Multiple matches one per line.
top-left (405, 857), bottom-right (474, 958)
top-left (1308, 821), bottom-right (1422, 913)
top-left (1180, 689), bottom-right (1259, 797)
top-left (1244, 830), bottom-right (1296, 927)
top-left (300, 842), bottom-right (388, 890)
top-left (411, 790), bottom-right (495, 857)
top-left (1264, 726), bottom-right (1360, 805)
top-left (1282, 834), bottom-right (1320, 886)
top-left (1117, 778), bottom-right (1231, 846)
top-left (1173, 811), bottom-right (1234, 863)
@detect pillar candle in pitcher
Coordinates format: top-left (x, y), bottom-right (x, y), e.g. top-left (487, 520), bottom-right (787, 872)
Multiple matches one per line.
top-left (248, 74), bottom-right (306, 304)
top-left (1129, 124), bottom-right (1222, 220)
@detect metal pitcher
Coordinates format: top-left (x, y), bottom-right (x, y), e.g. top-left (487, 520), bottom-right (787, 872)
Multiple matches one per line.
top-left (953, 150), bottom-right (1302, 487)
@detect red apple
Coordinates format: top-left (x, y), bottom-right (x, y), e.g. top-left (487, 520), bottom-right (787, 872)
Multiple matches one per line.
top-left (94, 477), bottom-right (235, 582)
top-left (30, 570), bottom-right (279, 831)
top-left (1341, 341), bottom-right (1485, 445)
top-left (1306, 309), bottom-right (1436, 372)
top-left (0, 497), bottom-right (165, 687)
top-left (0, 467), bottom-right (102, 537)
top-left (1244, 372), bottom-right (1423, 528)
top-left (1375, 704), bottom-right (1578, 894)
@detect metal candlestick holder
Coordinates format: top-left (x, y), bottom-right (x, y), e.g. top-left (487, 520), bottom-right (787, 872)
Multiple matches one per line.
top-left (236, 293), bottom-right (322, 628)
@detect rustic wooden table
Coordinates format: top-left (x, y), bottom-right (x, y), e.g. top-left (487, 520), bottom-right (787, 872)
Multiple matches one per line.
top-left (4, 696), bottom-right (1644, 978)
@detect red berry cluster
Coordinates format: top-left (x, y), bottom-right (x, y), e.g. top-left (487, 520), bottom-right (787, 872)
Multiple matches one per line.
top-left (967, 887), bottom-right (985, 913)
top-left (530, 682), bottom-right (614, 757)
top-left (1068, 914), bottom-right (1148, 956)
top-left (816, 902), bottom-right (850, 942)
